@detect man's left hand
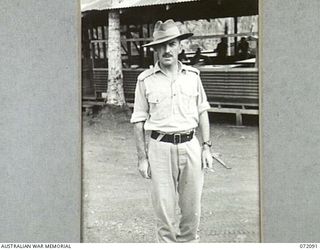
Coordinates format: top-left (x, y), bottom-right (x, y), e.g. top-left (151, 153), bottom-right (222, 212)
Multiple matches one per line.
top-left (202, 147), bottom-right (214, 172)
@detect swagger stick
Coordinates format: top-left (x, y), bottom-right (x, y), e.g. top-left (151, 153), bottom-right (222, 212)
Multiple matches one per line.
top-left (212, 152), bottom-right (231, 169)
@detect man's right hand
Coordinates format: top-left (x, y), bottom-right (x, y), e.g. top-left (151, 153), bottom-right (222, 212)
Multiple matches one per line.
top-left (138, 158), bottom-right (151, 179)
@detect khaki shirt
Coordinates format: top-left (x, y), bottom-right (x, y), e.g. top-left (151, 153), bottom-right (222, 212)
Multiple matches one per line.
top-left (130, 62), bottom-right (211, 133)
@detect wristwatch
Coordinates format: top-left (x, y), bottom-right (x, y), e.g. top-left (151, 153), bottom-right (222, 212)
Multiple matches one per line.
top-left (202, 140), bottom-right (212, 147)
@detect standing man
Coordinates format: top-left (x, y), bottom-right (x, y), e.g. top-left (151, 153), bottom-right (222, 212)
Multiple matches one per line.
top-left (214, 37), bottom-right (228, 62)
top-left (130, 19), bottom-right (213, 243)
top-left (237, 37), bottom-right (249, 60)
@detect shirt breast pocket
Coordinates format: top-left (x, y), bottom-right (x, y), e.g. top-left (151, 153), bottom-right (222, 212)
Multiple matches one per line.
top-left (180, 87), bottom-right (199, 115)
top-left (147, 92), bottom-right (171, 120)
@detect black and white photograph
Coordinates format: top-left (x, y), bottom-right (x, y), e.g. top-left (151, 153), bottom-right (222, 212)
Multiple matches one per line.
top-left (81, 0), bottom-right (260, 243)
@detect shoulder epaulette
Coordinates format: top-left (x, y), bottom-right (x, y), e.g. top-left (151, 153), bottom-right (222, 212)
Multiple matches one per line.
top-left (137, 68), bottom-right (154, 81)
top-left (184, 65), bottom-right (200, 75)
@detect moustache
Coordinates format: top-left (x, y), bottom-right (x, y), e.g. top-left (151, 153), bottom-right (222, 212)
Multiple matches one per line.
top-left (162, 53), bottom-right (173, 58)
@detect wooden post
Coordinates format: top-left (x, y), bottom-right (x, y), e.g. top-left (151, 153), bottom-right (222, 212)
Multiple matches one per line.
top-left (147, 23), bottom-right (151, 58)
top-left (126, 25), bottom-right (132, 67)
top-left (236, 111), bottom-right (242, 126)
top-left (102, 25), bottom-right (107, 60)
top-left (153, 49), bottom-right (158, 65)
top-left (255, 16), bottom-right (259, 68)
top-left (234, 17), bottom-right (238, 56)
top-left (225, 19), bottom-right (232, 56)
top-left (92, 27), bottom-right (97, 59)
top-left (255, 38), bottom-right (259, 68)
top-left (88, 25), bottom-right (95, 68)
top-left (139, 24), bottom-right (144, 67)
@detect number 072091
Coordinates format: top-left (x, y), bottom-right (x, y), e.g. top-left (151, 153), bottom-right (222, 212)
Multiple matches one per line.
top-left (300, 244), bottom-right (318, 248)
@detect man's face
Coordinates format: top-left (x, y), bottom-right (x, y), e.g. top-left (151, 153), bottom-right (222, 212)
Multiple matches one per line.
top-left (155, 38), bottom-right (181, 67)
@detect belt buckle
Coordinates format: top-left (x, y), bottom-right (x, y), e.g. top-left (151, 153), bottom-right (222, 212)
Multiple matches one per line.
top-left (173, 133), bottom-right (181, 144)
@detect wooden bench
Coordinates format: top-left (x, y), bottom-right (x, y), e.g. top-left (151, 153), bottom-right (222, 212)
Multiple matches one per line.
top-left (90, 68), bottom-right (259, 125)
top-left (82, 100), bottom-right (105, 115)
top-left (200, 68), bottom-right (259, 125)
top-left (91, 68), bottom-right (142, 100)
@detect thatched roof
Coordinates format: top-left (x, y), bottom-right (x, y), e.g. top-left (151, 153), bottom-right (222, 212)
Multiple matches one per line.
top-left (81, 0), bottom-right (199, 12)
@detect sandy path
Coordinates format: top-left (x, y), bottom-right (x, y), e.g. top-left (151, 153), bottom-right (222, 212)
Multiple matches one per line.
top-left (82, 106), bottom-right (260, 242)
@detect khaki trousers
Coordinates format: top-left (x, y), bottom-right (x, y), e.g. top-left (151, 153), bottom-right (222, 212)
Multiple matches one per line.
top-left (148, 136), bottom-right (204, 243)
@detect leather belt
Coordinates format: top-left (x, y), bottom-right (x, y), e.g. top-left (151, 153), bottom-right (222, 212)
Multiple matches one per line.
top-left (151, 130), bottom-right (194, 144)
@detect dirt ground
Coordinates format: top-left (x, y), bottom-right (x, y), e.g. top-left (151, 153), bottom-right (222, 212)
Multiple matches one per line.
top-left (82, 105), bottom-right (260, 243)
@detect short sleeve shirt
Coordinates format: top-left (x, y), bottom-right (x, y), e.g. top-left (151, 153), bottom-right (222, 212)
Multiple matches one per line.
top-left (130, 62), bottom-right (211, 133)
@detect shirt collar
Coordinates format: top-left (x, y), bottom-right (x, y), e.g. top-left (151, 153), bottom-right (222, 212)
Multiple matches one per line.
top-left (153, 61), bottom-right (187, 75)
